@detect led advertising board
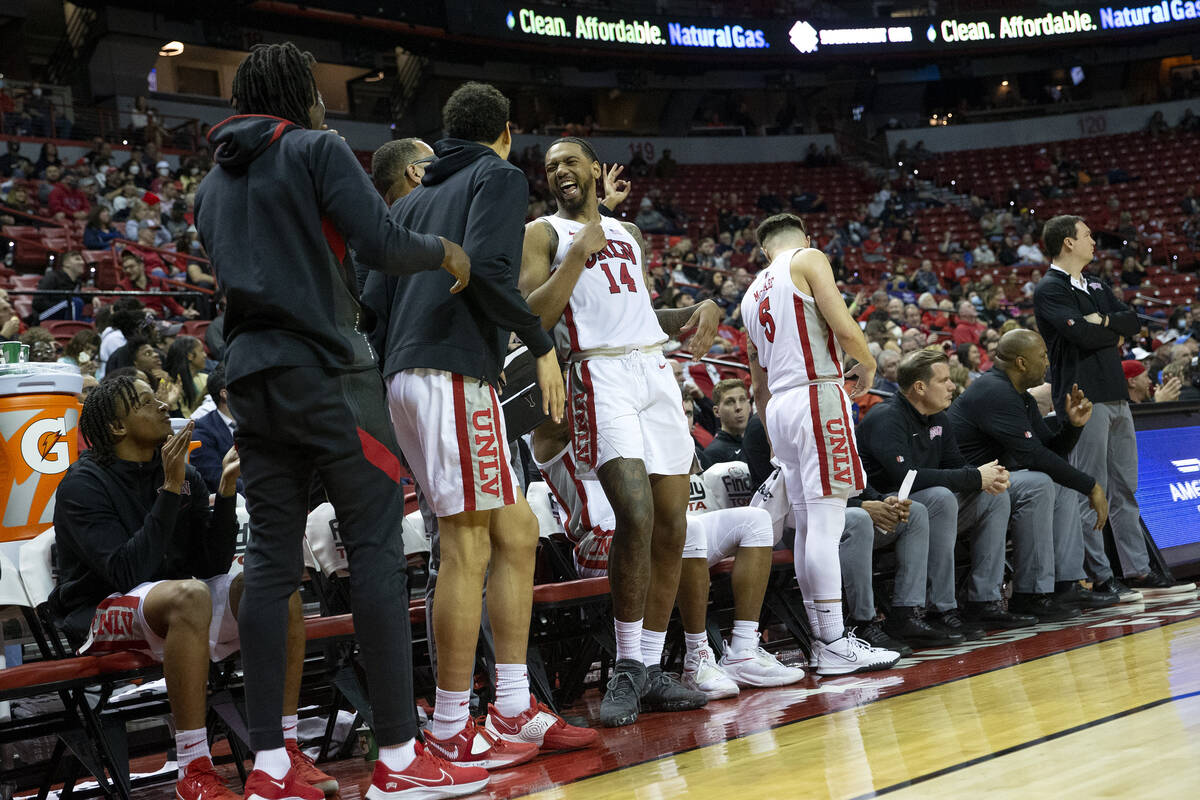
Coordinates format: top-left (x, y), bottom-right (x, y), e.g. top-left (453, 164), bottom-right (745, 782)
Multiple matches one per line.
top-left (454, 2), bottom-right (1200, 58)
top-left (1133, 410), bottom-right (1200, 571)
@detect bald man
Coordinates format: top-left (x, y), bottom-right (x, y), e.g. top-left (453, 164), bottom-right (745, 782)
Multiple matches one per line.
top-left (949, 329), bottom-right (1117, 618)
top-left (371, 137), bottom-right (435, 205)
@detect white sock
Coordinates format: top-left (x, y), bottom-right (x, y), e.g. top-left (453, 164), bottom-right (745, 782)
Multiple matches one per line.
top-left (730, 620), bottom-right (760, 654)
top-left (641, 628), bottom-right (667, 668)
top-left (378, 739), bottom-right (416, 772)
top-left (684, 631), bottom-right (708, 658)
top-left (175, 728), bottom-right (209, 775)
top-left (253, 747), bottom-right (289, 780)
top-left (615, 618), bottom-right (643, 663)
top-left (281, 714), bottom-right (299, 743)
top-left (814, 600), bottom-right (845, 644)
top-left (803, 599), bottom-right (820, 631)
top-left (428, 687), bottom-right (471, 741)
top-left (494, 663), bottom-right (530, 718)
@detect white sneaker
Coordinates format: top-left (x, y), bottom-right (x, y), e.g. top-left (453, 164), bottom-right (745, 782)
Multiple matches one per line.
top-left (812, 633), bottom-right (900, 676)
top-left (718, 643), bottom-right (805, 688)
top-left (682, 645), bottom-right (740, 700)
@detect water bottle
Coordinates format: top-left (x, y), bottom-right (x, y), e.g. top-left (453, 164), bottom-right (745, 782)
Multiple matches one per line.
top-left (4, 241), bottom-right (12, 267)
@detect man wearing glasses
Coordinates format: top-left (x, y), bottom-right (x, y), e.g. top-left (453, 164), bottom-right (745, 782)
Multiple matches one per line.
top-left (371, 138), bottom-right (435, 205)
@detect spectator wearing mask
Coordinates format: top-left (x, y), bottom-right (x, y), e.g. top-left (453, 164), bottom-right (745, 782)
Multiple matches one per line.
top-left (702, 378), bottom-right (750, 464)
top-left (950, 330), bottom-right (1117, 619)
top-left (856, 348), bottom-right (1036, 630)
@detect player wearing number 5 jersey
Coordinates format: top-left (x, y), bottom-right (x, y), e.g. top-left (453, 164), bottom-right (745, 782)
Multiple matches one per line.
top-left (741, 213), bottom-right (899, 676)
top-left (520, 137), bottom-right (721, 727)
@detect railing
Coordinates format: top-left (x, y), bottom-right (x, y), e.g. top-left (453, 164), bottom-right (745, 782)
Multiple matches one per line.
top-left (0, 105), bottom-right (208, 153)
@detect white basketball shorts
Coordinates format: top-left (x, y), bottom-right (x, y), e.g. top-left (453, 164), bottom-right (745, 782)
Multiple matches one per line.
top-left (766, 381), bottom-right (866, 504)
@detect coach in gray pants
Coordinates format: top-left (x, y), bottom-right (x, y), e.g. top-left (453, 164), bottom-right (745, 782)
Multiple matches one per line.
top-left (1034, 214), bottom-right (1191, 597)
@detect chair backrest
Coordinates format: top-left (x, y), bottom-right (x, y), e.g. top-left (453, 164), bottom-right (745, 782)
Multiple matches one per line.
top-left (304, 502), bottom-right (348, 577)
top-left (17, 527), bottom-right (56, 608)
top-left (702, 461), bottom-right (754, 509)
top-left (687, 473), bottom-right (713, 514)
top-left (0, 549), bottom-right (31, 609)
top-left (749, 464), bottom-right (791, 546)
top-left (400, 509), bottom-right (431, 557)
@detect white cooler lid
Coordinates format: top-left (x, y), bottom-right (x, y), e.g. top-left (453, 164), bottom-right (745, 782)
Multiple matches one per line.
top-left (0, 363), bottom-right (83, 397)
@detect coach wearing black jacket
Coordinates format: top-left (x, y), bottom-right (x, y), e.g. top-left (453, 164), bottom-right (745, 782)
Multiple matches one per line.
top-left (857, 348), bottom-right (1036, 629)
top-left (1033, 215), bottom-right (1187, 598)
top-left (950, 330), bottom-right (1115, 619)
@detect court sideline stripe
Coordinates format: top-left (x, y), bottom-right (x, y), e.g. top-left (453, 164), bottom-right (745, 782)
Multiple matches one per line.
top-left (850, 689), bottom-right (1200, 799)
top-left (513, 609), bottom-right (1200, 798)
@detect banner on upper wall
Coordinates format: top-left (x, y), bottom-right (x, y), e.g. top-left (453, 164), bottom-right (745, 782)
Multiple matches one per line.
top-left (450, 1), bottom-right (1200, 58)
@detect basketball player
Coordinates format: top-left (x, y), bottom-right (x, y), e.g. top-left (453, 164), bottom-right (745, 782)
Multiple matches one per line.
top-left (362, 83), bottom-right (596, 767)
top-left (195, 43), bottom-right (484, 800)
top-left (530, 415), bottom-right (804, 700)
top-left (520, 137), bottom-right (721, 726)
top-left (740, 213), bottom-right (900, 675)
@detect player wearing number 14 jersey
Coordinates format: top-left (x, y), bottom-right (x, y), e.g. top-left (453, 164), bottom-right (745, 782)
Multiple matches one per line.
top-left (741, 213), bottom-right (899, 676)
top-left (520, 137), bottom-right (721, 727)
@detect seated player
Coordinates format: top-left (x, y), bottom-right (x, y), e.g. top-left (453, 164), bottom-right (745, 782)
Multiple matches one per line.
top-left (531, 415), bottom-right (804, 700)
top-left (49, 376), bottom-right (336, 800)
top-left (702, 378), bottom-right (751, 464)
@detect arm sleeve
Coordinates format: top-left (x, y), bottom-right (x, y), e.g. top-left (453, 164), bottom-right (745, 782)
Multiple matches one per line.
top-left (461, 167), bottom-right (554, 357)
top-left (188, 469), bottom-right (238, 579)
top-left (864, 410), bottom-right (980, 493)
top-left (1099, 283), bottom-right (1140, 337)
top-left (55, 474), bottom-right (179, 593)
top-left (310, 133), bottom-right (445, 275)
top-left (983, 397), bottom-right (1096, 496)
top-left (1034, 280), bottom-right (1123, 350)
top-left (848, 483), bottom-right (887, 507)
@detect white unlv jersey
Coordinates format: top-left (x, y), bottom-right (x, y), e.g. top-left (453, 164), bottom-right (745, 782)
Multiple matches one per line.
top-left (535, 445), bottom-right (616, 544)
top-left (538, 214), bottom-right (666, 357)
top-left (740, 247), bottom-right (844, 396)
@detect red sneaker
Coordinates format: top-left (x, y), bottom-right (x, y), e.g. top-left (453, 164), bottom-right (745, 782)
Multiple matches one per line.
top-left (242, 765), bottom-right (324, 800)
top-left (485, 695), bottom-right (598, 753)
top-left (363, 742), bottom-right (489, 800)
top-left (285, 740), bottom-right (339, 796)
top-left (421, 718), bottom-right (538, 770)
top-left (175, 757), bottom-right (239, 800)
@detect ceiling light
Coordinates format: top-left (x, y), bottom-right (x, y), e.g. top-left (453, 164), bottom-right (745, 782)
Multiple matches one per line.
top-left (159, 41), bottom-right (184, 57)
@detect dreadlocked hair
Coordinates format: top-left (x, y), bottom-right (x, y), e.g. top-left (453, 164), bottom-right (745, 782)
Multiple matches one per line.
top-left (555, 136), bottom-right (599, 164)
top-left (80, 376), bottom-right (139, 464)
top-left (231, 43), bottom-right (318, 128)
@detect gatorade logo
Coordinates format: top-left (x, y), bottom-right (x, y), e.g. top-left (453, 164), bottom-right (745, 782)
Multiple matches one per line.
top-left (20, 416), bottom-right (69, 475)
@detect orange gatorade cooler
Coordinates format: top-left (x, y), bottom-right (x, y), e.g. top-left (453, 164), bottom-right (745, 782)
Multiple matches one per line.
top-left (0, 365), bottom-right (83, 542)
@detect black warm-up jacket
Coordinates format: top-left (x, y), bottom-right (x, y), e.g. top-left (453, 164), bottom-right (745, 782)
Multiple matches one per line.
top-left (361, 139), bottom-right (554, 386)
top-left (194, 115), bottom-right (445, 384)
top-left (49, 452), bottom-right (237, 645)
top-left (856, 393), bottom-right (983, 495)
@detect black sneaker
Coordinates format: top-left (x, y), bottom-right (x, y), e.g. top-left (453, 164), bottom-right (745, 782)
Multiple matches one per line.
top-left (1124, 572), bottom-right (1198, 596)
top-left (598, 658), bottom-right (646, 728)
top-left (1054, 580), bottom-right (1118, 609)
top-left (1093, 577), bottom-right (1143, 603)
top-left (927, 608), bottom-right (985, 641)
top-left (1008, 592), bottom-right (1081, 622)
top-left (640, 665), bottom-right (707, 713)
top-left (883, 607), bottom-right (965, 647)
top-left (963, 600), bottom-right (1038, 630)
top-left (850, 618), bottom-right (913, 657)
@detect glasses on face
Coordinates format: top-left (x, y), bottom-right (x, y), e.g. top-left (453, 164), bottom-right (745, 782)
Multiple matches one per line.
top-left (411, 156), bottom-right (435, 169)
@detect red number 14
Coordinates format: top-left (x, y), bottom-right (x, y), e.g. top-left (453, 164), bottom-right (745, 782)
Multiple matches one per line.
top-left (600, 262), bottom-right (638, 294)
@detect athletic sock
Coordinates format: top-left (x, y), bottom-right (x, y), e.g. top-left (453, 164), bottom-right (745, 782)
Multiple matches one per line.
top-left (428, 687), bottom-right (471, 741)
top-left (494, 663), bottom-right (530, 718)
top-left (281, 714), bottom-right (299, 743)
top-left (730, 620), bottom-right (760, 654)
top-left (252, 747), bottom-right (289, 780)
top-left (684, 631), bottom-right (708, 658)
top-left (378, 739), bottom-right (417, 772)
top-left (641, 628), bottom-right (667, 668)
top-left (803, 599), bottom-right (820, 632)
top-left (176, 728), bottom-right (209, 776)
top-left (615, 618), bottom-right (643, 663)
top-left (814, 600), bottom-right (845, 644)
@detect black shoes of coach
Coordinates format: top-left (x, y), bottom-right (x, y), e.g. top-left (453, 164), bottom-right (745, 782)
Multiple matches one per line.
top-left (1008, 592), bottom-right (1082, 622)
top-left (1124, 572), bottom-right (1197, 594)
top-left (926, 608), bottom-right (985, 641)
top-left (883, 606), bottom-right (965, 647)
top-left (850, 618), bottom-right (913, 657)
top-left (1054, 580), bottom-right (1119, 609)
top-left (962, 600), bottom-right (1038, 629)
top-left (1093, 576), bottom-right (1143, 602)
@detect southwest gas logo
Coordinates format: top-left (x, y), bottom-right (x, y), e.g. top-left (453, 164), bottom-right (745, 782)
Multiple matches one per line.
top-left (1169, 458), bottom-right (1200, 502)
